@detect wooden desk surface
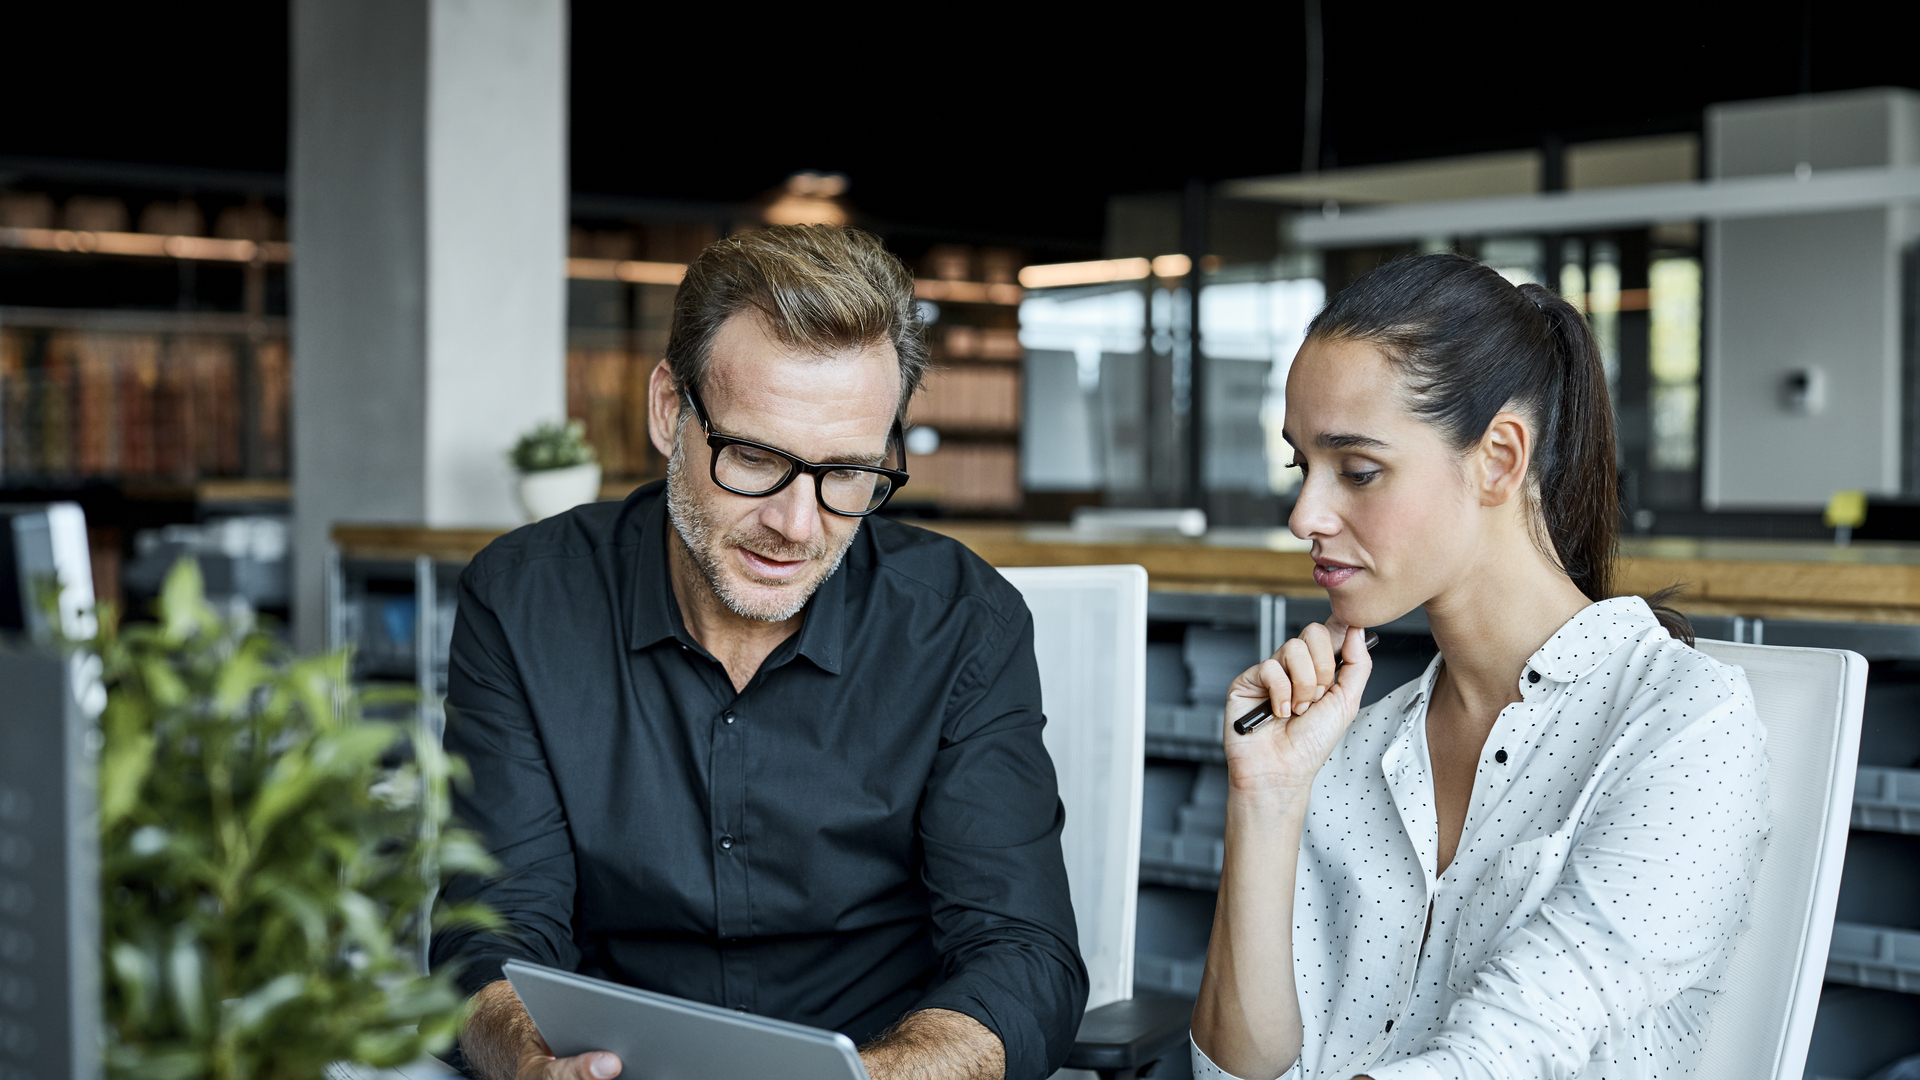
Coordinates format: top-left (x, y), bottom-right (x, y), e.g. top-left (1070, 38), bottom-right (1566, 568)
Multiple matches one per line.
top-left (331, 520), bottom-right (1920, 625)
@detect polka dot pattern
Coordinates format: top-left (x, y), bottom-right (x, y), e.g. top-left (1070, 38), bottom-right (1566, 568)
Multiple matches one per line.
top-left (1192, 596), bottom-right (1769, 1080)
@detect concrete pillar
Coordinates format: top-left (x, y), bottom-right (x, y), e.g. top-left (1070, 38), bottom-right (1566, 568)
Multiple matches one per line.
top-left (289, 0), bottom-right (567, 650)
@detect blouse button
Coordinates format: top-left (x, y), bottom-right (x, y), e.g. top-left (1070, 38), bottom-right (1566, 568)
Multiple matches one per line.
top-left (719, 835), bottom-right (735, 851)
top-left (1527, 670), bottom-right (1541, 684)
top-left (1495, 749), bottom-right (1508, 764)
top-left (724, 712), bottom-right (736, 724)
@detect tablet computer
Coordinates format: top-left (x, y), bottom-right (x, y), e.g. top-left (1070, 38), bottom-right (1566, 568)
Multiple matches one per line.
top-left (502, 960), bottom-right (872, 1080)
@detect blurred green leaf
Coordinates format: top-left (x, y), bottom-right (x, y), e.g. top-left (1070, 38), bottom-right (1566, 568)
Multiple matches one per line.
top-left (157, 558), bottom-right (210, 643)
top-left (225, 972), bottom-right (304, 1034)
top-left (97, 705), bottom-right (154, 829)
top-left (209, 637), bottom-right (268, 718)
top-left (244, 748), bottom-right (319, 841)
top-left (107, 940), bottom-right (158, 1028)
top-left (138, 658), bottom-right (189, 710)
top-left (166, 928), bottom-right (209, 1039)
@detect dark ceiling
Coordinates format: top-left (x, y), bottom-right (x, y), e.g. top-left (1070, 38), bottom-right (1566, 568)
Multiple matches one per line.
top-left (4, 1), bottom-right (1917, 257)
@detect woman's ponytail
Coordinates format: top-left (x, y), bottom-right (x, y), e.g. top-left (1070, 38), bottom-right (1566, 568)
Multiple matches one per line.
top-left (1517, 283), bottom-right (1615, 604)
top-left (1308, 255), bottom-right (1695, 646)
top-left (1519, 283), bottom-right (1695, 645)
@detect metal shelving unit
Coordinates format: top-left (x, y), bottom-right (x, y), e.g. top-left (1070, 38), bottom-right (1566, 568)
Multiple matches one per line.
top-left (1134, 592), bottom-right (1265, 1005)
top-left (1754, 619), bottom-right (1920, 1078)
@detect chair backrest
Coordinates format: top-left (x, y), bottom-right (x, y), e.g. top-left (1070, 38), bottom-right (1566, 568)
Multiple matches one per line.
top-left (997, 565), bottom-right (1148, 1012)
top-left (1691, 639), bottom-right (1866, 1080)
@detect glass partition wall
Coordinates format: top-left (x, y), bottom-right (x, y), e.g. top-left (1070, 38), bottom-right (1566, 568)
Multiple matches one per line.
top-left (1460, 226), bottom-right (1705, 522)
top-left (1022, 224), bottom-right (1703, 529)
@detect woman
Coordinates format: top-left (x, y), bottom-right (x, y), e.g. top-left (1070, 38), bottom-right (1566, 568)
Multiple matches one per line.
top-left (1189, 254), bottom-right (1767, 1080)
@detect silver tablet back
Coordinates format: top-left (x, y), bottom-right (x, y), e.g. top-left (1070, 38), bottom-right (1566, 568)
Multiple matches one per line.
top-left (503, 960), bottom-right (871, 1080)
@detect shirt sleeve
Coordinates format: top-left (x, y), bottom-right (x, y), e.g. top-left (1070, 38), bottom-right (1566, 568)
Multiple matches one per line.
top-left (429, 565), bottom-right (583, 997)
top-left (1370, 679), bottom-right (1768, 1080)
top-left (909, 602), bottom-right (1091, 1080)
top-left (1192, 1035), bottom-right (1300, 1080)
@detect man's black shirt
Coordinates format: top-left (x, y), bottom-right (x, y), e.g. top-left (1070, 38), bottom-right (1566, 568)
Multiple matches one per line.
top-left (431, 482), bottom-right (1088, 1079)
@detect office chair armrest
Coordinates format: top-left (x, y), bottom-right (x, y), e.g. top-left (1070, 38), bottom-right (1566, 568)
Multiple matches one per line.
top-left (1064, 996), bottom-right (1194, 1074)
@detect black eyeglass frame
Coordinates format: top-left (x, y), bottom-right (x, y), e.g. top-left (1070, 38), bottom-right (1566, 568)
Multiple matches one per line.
top-left (682, 386), bottom-right (910, 518)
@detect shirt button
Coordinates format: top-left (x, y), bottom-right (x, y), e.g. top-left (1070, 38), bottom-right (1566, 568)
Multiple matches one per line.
top-left (1385, 1020), bottom-right (1394, 1033)
top-left (723, 712), bottom-right (736, 724)
top-left (1495, 749), bottom-right (1508, 764)
top-left (1527, 669), bottom-right (1541, 684)
top-left (719, 835), bottom-right (735, 851)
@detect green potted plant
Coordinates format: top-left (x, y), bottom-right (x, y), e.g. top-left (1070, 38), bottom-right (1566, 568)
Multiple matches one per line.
top-left (508, 419), bottom-right (601, 521)
top-left (89, 559), bottom-right (497, 1080)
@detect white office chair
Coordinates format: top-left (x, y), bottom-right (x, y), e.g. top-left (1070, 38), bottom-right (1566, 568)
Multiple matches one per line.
top-left (997, 565), bottom-right (1190, 1080)
top-left (1691, 639), bottom-right (1866, 1080)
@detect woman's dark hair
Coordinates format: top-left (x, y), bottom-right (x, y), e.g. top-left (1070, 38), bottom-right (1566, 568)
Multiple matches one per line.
top-left (1306, 253), bottom-right (1692, 644)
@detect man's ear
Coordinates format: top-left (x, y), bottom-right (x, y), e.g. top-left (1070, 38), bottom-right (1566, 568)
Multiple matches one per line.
top-left (647, 360), bottom-right (681, 459)
top-left (1475, 411), bottom-right (1532, 507)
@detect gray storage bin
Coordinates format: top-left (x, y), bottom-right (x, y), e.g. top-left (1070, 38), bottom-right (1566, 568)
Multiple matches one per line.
top-left (1803, 987), bottom-right (1920, 1080)
top-left (1147, 641), bottom-right (1189, 705)
top-left (1134, 886), bottom-right (1216, 997)
top-left (1836, 833), bottom-right (1920, 930)
top-left (1854, 767), bottom-right (1920, 835)
top-left (1146, 703), bottom-right (1226, 763)
top-left (1830, 921), bottom-right (1920, 993)
top-left (1184, 626), bottom-right (1259, 706)
top-left (1859, 668), bottom-right (1920, 770)
top-left (1143, 762), bottom-right (1199, 835)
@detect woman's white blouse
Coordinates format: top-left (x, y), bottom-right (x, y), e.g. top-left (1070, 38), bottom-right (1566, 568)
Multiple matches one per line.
top-left (1193, 596), bottom-right (1769, 1080)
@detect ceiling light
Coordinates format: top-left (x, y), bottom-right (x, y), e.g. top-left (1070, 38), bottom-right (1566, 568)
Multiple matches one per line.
top-left (1017, 258), bottom-right (1152, 289)
top-left (1151, 254), bottom-right (1192, 278)
top-left (763, 193), bottom-right (849, 227)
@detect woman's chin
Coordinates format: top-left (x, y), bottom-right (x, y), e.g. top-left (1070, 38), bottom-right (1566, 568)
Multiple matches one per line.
top-left (1328, 590), bottom-right (1422, 631)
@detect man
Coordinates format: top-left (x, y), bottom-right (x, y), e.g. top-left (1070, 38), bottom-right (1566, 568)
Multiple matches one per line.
top-left (432, 225), bottom-right (1087, 1080)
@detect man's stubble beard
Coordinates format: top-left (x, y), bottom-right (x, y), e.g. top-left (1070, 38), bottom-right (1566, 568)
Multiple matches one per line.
top-left (666, 439), bottom-right (857, 623)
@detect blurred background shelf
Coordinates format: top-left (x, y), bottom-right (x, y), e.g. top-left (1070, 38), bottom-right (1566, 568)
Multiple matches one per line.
top-left (1138, 831), bottom-right (1223, 892)
top-left (1853, 767), bottom-right (1920, 834)
top-left (1829, 922), bottom-right (1920, 994)
top-left (1144, 704), bottom-right (1228, 764)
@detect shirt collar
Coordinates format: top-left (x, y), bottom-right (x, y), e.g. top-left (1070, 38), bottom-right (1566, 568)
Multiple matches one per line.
top-left (1398, 594), bottom-right (1657, 712)
top-left (788, 547), bottom-right (848, 674)
top-left (1400, 652), bottom-right (1445, 716)
top-left (626, 487), bottom-right (850, 675)
top-left (628, 488), bottom-right (683, 651)
top-left (1522, 595), bottom-right (1657, 687)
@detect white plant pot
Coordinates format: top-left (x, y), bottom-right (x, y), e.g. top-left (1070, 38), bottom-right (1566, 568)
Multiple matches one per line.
top-left (515, 462), bottom-right (602, 522)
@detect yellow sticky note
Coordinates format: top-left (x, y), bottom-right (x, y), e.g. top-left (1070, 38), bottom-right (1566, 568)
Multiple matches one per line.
top-left (1825, 490), bottom-right (1867, 529)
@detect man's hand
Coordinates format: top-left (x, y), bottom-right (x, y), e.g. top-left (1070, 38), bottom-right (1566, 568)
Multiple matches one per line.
top-left (859, 1008), bottom-right (1004, 1080)
top-left (461, 978), bottom-right (623, 1080)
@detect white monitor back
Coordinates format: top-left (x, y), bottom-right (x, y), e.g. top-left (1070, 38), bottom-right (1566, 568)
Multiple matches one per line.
top-left (996, 564), bottom-right (1147, 1011)
top-left (0, 503), bottom-right (95, 642)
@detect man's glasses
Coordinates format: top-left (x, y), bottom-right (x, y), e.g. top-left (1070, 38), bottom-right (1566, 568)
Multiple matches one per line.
top-left (682, 386), bottom-right (910, 517)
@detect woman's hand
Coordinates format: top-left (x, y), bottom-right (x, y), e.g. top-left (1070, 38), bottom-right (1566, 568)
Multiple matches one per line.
top-left (1221, 621), bottom-right (1373, 799)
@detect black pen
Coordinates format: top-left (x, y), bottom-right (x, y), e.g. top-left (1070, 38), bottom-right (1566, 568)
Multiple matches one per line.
top-left (1231, 631), bottom-right (1381, 736)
